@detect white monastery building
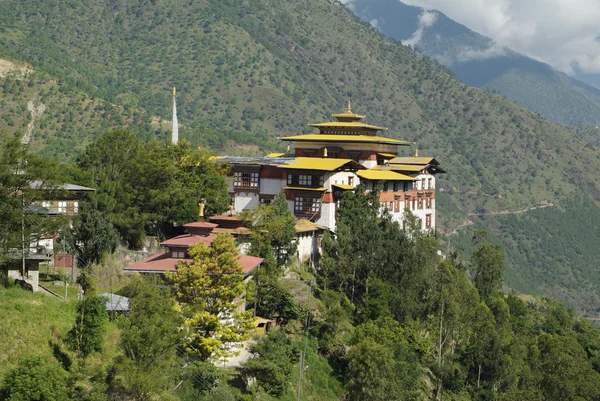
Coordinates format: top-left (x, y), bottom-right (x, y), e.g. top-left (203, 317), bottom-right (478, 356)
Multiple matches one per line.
top-left (219, 103), bottom-right (445, 239)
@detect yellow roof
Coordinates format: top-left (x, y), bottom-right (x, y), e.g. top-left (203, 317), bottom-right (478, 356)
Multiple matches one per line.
top-left (295, 219), bottom-right (329, 233)
top-left (309, 121), bottom-right (387, 130)
top-left (377, 152), bottom-right (397, 158)
top-left (331, 101), bottom-right (365, 120)
top-left (388, 156), bottom-right (435, 165)
top-left (283, 157), bottom-right (363, 171)
top-left (387, 164), bottom-right (425, 172)
top-left (285, 186), bottom-right (327, 191)
top-left (332, 183), bottom-right (354, 190)
top-left (266, 152), bottom-right (286, 158)
top-left (358, 170), bottom-right (416, 181)
top-left (279, 134), bottom-right (411, 146)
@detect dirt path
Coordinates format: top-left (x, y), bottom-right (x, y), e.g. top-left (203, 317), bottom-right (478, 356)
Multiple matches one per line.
top-left (467, 202), bottom-right (554, 217)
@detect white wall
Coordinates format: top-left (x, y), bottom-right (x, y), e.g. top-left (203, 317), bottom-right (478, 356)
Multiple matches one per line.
top-left (316, 202), bottom-right (337, 232)
top-left (233, 193), bottom-right (259, 213)
top-left (296, 233), bottom-right (320, 263)
top-left (326, 171), bottom-right (359, 190)
top-left (261, 178), bottom-right (286, 195)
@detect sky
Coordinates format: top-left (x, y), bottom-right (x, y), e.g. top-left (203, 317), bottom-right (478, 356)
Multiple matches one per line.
top-left (344, 0), bottom-right (600, 76)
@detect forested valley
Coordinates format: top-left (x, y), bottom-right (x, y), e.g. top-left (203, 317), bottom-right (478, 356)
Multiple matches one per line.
top-left (2, 132), bottom-right (600, 400)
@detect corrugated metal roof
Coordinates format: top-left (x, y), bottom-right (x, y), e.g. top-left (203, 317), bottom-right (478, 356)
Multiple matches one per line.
top-left (216, 156), bottom-right (294, 166)
top-left (278, 134), bottom-right (412, 145)
top-left (99, 293), bottom-right (129, 312)
top-left (357, 170), bottom-right (417, 181)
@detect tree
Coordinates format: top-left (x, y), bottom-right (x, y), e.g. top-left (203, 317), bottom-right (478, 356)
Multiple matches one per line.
top-left (250, 193), bottom-right (297, 267)
top-left (471, 231), bottom-right (505, 301)
top-left (77, 131), bottom-right (229, 248)
top-left (240, 330), bottom-right (300, 397)
top-left (345, 338), bottom-right (410, 401)
top-left (114, 278), bottom-right (183, 400)
top-left (0, 356), bottom-right (70, 401)
top-left (0, 131), bottom-right (64, 269)
top-left (166, 233), bottom-right (253, 360)
top-left (536, 334), bottom-right (600, 400)
top-left (71, 206), bottom-right (119, 268)
top-left (66, 295), bottom-right (108, 359)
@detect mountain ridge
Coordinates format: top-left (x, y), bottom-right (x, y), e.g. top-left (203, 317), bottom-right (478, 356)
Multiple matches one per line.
top-left (0, 0), bottom-right (599, 313)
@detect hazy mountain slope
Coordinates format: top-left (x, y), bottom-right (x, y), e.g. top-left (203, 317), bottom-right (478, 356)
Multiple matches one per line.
top-left (350, 0), bottom-right (600, 127)
top-left (0, 0), bottom-right (599, 312)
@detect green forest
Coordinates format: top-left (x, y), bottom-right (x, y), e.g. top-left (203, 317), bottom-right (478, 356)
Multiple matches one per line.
top-left (2, 133), bottom-right (600, 400)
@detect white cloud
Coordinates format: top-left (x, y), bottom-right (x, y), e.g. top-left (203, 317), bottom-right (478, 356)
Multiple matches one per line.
top-left (369, 18), bottom-right (380, 30)
top-left (403, 10), bottom-right (438, 47)
top-left (400, 0), bottom-right (600, 75)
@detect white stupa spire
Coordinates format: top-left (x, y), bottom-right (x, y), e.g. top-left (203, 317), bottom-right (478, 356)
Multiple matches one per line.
top-left (172, 87), bottom-right (179, 144)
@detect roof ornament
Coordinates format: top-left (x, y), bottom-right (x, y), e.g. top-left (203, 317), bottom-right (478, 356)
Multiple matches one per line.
top-left (347, 99), bottom-right (352, 113)
top-left (286, 144), bottom-right (291, 153)
top-left (323, 147), bottom-right (328, 157)
top-left (198, 199), bottom-right (205, 220)
top-left (415, 145), bottom-right (419, 157)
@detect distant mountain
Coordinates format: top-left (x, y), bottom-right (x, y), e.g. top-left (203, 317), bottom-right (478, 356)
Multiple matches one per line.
top-left (349, 0), bottom-right (600, 128)
top-left (1, 0), bottom-right (600, 314)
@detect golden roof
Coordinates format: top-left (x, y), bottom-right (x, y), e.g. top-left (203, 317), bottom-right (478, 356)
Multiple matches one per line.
top-left (332, 183), bottom-right (355, 190)
top-left (266, 152), bottom-right (286, 158)
top-left (388, 156), bottom-right (436, 165)
top-left (283, 157), bottom-right (364, 171)
top-left (309, 121), bottom-right (387, 130)
top-left (295, 219), bottom-right (329, 233)
top-left (279, 134), bottom-right (411, 146)
top-left (284, 186), bottom-right (327, 191)
top-left (381, 164), bottom-right (424, 172)
top-left (331, 101), bottom-right (365, 120)
top-left (357, 170), bottom-right (416, 181)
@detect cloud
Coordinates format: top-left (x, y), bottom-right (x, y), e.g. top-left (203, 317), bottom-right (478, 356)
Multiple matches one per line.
top-left (369, 18), bottom-right (380, 30)
top-left (403, 10), bottom-right (438, 47)
top-left (456, 43), bottom-right (507, 63)
top-left (401, 0), bottom-right (600, 75)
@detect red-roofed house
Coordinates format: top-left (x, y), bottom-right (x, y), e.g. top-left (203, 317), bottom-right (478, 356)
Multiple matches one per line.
top-left (124, 220), bottom-right (262, 277)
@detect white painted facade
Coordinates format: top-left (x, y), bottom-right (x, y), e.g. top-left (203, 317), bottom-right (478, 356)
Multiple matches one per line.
top-left (296, 232), bottom-right (320, 263)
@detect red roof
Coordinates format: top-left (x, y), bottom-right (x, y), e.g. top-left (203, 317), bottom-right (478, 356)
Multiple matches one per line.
top-left (160, 233), bottom-right (217, 247)
top-left (124, 253), bottom-right (263, 276)
top-left (183, 221), bottom-right (218, 229)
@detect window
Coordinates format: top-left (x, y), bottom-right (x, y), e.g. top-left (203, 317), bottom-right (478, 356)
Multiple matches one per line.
top-left (172, 250), bottom-right (186, 258)
top-left (73, 201), bottom-right (79, 214)
top-left (348, 176), bottom-right (354, 186)
top-left (294, 196), bottom-right (321, 215)
top-left (260, 195), bottom-right (274, 205)
top-left (403, 182), bottom-right (409, 192)
top-left (58, 201), bottom-right (67, 213)
top-left (42, 201), bottom-right (50, 208)
top-left (418, 198), bottom-right (423, 209)
top-left (328, 150), bottom-right (340, 158)
top-left (425, 214), bottom-right (432, 229)
top-left (425, 197), bottom-right (432, 209)
top-left (412, 199), bottom-right (416, 210)
top-left (234, 171), bottom-right (259, 189)
top-left (428, 178), bottom-right (433, 189)
top-left (299, 174), bottom-right (311, 186)
top-left (383, 181), bottom-right (389, 192)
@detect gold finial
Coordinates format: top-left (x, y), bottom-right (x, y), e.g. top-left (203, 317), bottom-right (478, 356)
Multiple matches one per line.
top-left (228, 205), bottom-right (234, 215)
top-left (286, 144), bottom-right (291, 153)
top-left (347, 100), bottom-right (352, 113)
top-left (198, 201), bottom-right (205, 219)
top-left (172, 87), bottom-right (176, 96)
top-left (415, 145), bottom-right (419, 157)
top-left (323, 147), bottom-right (328, 157)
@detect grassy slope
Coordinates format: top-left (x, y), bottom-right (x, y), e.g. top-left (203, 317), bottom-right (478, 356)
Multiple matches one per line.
top-left (0, 0), bottom-right (599, 310)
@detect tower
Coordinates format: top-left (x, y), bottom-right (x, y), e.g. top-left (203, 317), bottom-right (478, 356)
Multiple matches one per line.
top-left (172, 87), bottom-right (179, 144)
